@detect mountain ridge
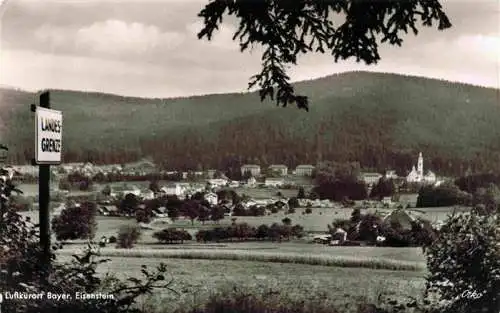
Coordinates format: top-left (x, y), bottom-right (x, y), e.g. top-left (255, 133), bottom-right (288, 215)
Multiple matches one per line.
top-left (1, 71), bottom-right (499, 176)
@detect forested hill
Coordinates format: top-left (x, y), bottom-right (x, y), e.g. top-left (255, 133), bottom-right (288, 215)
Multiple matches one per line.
top-left (1, 71), bottom-right (499, 176)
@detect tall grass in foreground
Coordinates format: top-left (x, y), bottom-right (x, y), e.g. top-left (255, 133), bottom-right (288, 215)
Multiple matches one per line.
top-left (58, 248), bottom-right (424, 271)
top-left (144, 286), bottom-right (409, 313)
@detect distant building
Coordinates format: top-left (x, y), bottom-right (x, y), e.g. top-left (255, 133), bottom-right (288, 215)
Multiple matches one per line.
top-left (140, 189), bottom-right (155, 200)
top-left (161, 183), bottom-right (186, 197)
top-left (116, 184), bottom-right (141, 197)
top-left (359, 172), bottom-right (383, 186)
top-left (122, 159), bottom-right (157, 176)
top-left (12, 165), bottom-right (38, 177)
top-left (264, 177), bottom-right (285, 187)
top-left (246, 176), bottom-right (257, 187)
top-left (206, 169), bottom-right (217, 178)
top-left (96, 164), bottom-right (122, 174)
top-left (268, 164), bottom-right (288, 176)
top-left (382, 209), bottom-right (421, 231)
top-left (204, 192), bottom-right (218, 206)
top-left (207, 178), bottom-right (228, 188)
top-left (62, 162), bottom-right (85, 173)
top-left (406, 152), bottom-right (437, 184)
top-left (385, 170), bottom-right (398, 179)
top-left (294, 165), bottom-right (315, 176)
top-left (241, 164), bottom-right (261, 177)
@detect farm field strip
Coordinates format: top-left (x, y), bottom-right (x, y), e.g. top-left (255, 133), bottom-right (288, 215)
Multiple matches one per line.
top-left (57, 247), bottom-right (425, 271)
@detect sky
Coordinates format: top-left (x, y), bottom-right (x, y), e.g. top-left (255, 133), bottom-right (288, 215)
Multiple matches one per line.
top-left (0, 0), bottom-right (499, 98)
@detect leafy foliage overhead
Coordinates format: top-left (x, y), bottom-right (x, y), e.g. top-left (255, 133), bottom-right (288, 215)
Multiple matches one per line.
top-left (197, 0), bottom-right (452, 110)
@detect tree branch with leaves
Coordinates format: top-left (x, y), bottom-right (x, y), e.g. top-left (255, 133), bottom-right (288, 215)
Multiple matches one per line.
top-left (197, 0), bottom-right (451, 111)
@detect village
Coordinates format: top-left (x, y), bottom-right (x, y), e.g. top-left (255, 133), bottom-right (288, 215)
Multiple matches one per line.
top-left (6, 152), bottom-right (455, 248)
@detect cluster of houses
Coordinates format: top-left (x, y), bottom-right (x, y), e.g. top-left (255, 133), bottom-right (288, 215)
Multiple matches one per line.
top-left (313, 207), bottom-right (443, 246)
top-left (11, 152), bottom-right (441, 189)
top-left (95, 181), bottom-right (293, 218)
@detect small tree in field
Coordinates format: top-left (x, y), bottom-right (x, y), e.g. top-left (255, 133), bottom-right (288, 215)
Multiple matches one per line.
top-left (423, 209), bottom-right (500, 313)
top-left (183, 200), bottom-right (200, 225)
top-left (210, 205), bottom-right (225, 224)
top-left (117, 225), bottom-right (141, 248)
top-left (167, 206), bottom-right (180, 222)
top-left (52, 202), bottom-right (97, 241)
top-left (297, 187), bottom-right (306, 199)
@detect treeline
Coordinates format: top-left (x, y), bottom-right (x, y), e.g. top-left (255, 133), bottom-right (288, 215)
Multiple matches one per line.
top-left (415, 173), bottom-right (500, 211)
top-left (195, 222), bottom-right (305, 243)
top-left (9, 130), bottom-right (500, 178)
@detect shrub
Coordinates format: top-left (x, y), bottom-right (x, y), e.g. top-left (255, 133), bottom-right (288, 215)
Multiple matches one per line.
top-left (108, 235), bottom-right (117, 243)
top-left (287, 197), bottom-right (299, 209)
top-left (117, 225), bottom-right (141, 248)
top-left (58, 179), bottom-right (72, 191)
top-left (270, 206), bottom-right (279, 214)
top-left (51, 201), bottom-right (98, 241)
top-left (417, 183), bottom-right (472, 207)
top-left (423, 209), bottom-right (500, 313)
top-left (135, 205), bottom-right (153, 223)
top-left (153, 228), bottom-right (192, 244)
top-left (305, 207), bottom-right (312, 214)
top-left (9, 195), bottom-right (33, 212)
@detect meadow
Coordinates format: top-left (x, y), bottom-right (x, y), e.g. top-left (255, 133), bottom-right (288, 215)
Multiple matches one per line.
top-left (54, 256), bottom-right (427, 313)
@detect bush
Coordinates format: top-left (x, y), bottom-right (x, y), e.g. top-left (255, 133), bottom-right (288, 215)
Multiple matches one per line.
top-left (417, 183), bottom-right (472, 207)
top-left (108, 235), bottom-right (117, 243)
top-left (153, 228), bottom-right (192, 244)
top-left (195, 222), bottom-right (304, 243)
top-left (51, 201), bottom-right (98, 241)
top-left (423, 209), bottom-right (500, 313)
top-left (305, 207), bottom-right (312, 214)
top-left (9, 195), bottom-right (33, 212)
top-left (58, 179), bottom-right (72, 191)
top-left (117, 225), bottom-right (141, 248)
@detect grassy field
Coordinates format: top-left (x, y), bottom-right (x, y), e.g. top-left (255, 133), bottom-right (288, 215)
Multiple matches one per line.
top-left (54, 256), bottom-right (427, 313)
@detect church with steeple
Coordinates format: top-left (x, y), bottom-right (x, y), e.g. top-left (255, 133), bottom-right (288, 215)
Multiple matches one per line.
top-left (406, 152), bottom-right (437, 184)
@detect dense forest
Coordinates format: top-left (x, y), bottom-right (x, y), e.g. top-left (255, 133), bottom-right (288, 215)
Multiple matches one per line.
top-left (1, 71), bottom-right (499, 176)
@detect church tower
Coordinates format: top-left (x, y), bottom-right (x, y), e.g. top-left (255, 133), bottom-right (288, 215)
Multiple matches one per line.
top-left (417, 152), bottom-right (423, 178)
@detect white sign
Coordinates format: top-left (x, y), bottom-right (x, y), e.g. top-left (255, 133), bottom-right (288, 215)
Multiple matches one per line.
top-left (35, 107), bottom-right (63, 164)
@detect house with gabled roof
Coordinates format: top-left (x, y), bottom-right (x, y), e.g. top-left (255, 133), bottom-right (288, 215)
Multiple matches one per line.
top-left (241, 164), bottom-right (261, 177)
top-left (294, 165), bottom-right (315, 176)
top-left (268, 164), bottom-right (288, 176)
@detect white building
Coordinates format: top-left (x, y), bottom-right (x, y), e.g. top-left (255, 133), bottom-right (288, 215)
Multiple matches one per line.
top-left (207, 178), bottom-right (228, 188)
top-left (359, 172), bottom-right (383, 186)
top-left (406, 152), bottom-right (437, 184)
top-left (241, 164), bottom-right (261, 177)
top-left (385, 170), bottom-right (398, 179)
top-left (161, 183), bottom-right (186, 197)
top-left (294, 165), bottom-right (315, 176)
top-left (245, 176), bottom-right (257, 187)
top-left (120, 185), bottom-right (142, 197)
top-left (264, 177), bottom-right (285, 187)
top-left (204, 192), bottom-right (218, 206)
top-left (12, 165), bottom-right (38, 177)
top-left (268, 164), bottom-right (288, 176)
top-left (141, 189), bottom-right (155, 200)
